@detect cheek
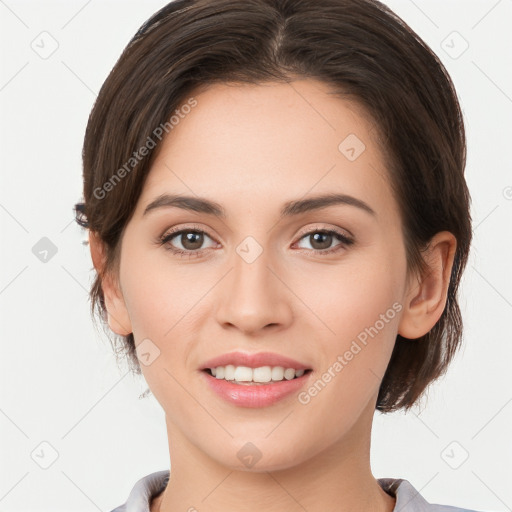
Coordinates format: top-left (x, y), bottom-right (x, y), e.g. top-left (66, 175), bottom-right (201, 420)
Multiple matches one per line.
top-left (119, 244), bottom-right (189, 337)
top-left (292, 251), bottom-right (403, 342)
top-left (296, 281), bottom-right (402, 440)
top-left (122, 277), bottom-right (172, 339)
top-left (119, 256), bottom-right (217, 383)
top-left (293, 249), bottom-right (404, 403)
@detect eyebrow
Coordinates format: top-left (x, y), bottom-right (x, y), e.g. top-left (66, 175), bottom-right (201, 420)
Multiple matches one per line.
top-left (142, 192), bottom-right (376, 219)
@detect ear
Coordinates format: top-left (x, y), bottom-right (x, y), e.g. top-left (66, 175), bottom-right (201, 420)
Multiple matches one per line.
top-left (397, 231), bottom-right (457, 339)
top-left (88, 231), bottom-right (132, 336)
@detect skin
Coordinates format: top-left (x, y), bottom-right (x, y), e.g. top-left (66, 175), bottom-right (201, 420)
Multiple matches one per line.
top-left (89, 79), bottom-right (456, 512)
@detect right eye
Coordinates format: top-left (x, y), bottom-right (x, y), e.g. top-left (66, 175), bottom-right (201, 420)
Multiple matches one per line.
top-left (159, 227), bottom-right (218, 258)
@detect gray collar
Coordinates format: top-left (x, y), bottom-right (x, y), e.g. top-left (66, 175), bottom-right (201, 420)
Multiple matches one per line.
top-left (111, 470), bottom-right (479, 512)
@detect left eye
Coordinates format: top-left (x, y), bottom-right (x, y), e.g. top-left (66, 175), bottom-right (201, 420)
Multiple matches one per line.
top-left (295, 229), bottom-right (352, 252)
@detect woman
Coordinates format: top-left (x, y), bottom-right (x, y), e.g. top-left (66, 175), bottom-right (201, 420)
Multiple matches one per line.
top-left (74, 0), bottom-right (480, 510)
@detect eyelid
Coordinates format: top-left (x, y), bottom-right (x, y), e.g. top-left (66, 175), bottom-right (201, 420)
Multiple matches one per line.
top-left (159, 223), bottom-right (353, 244)
top-left (159, 223), bottom-right (219, 243)
top-left (158, 222), bottom-right (355, 263)
top-left (295, 223), bottom-right (353, 240)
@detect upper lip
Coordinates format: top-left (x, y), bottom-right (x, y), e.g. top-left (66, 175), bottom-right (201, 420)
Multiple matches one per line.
top-left (200, 351), bottom-right (311, 371)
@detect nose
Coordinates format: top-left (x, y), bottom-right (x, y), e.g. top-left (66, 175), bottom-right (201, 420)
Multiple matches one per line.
top-left (214, 244), bottom-right (293, 335)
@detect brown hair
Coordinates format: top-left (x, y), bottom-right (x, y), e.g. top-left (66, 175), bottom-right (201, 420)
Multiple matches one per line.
top-left (74, 0), bottom-right (472, 412)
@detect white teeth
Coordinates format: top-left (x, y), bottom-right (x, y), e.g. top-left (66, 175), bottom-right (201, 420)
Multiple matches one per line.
top-left (271, 366), bottom-right (284, 381)
top-left (253, 366), bottom-right (272, 383)
top-left (225, 364), bottom-right (236, 380)
top-left (284, 368), bottom-right (296, 380)
top-left (209, 365), bottom-right (307, 383)
top-left (234, 366), bottom-right (251, 381)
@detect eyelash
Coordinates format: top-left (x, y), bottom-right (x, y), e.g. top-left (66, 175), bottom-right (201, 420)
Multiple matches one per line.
top-left (158, 223), bottom-right (355, 259)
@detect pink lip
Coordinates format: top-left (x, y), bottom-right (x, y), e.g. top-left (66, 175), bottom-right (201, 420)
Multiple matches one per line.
top-left (200, 351), bottom-right (311, 371)
top-left (200, 370), bottom-right (312, 408)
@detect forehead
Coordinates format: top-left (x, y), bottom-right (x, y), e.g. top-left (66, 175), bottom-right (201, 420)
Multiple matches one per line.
top-left (136, 79), bottom-right (394, 221)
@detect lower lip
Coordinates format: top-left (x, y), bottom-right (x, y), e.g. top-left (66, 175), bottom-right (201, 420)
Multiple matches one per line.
top-left (200, 370), bottom-right (312, 408)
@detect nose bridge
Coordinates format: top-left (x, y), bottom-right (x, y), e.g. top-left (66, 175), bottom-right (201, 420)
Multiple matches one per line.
top-left (233, 235), bottom-right (273, 291)
top-left (214, 235), bottom-right (292, 333)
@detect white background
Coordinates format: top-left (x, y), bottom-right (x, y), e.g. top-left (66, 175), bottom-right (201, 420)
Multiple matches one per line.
top-left (0, 0), bottom-right (511, 510)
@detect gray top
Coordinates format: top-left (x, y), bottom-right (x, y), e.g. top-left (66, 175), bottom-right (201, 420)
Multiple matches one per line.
top-left (110, 470), bottom-right (486, 512)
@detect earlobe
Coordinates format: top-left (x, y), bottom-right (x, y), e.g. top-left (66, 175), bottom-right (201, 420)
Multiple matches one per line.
top-left (397, 231), bottom-right (457, 340)
top-left (88, 231), bottom-right (133, 336)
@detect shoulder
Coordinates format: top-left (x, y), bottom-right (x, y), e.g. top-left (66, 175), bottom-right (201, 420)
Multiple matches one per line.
top-left (378, 478), bottom-right (488, 512)
top-left (109, 470), bottom-right (170, 512)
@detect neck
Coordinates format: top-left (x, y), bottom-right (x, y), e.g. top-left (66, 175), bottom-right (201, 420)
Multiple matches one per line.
top-left (153, 399), bottom-right (395, 512)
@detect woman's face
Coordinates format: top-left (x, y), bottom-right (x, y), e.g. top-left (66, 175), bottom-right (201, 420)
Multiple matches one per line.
top-left (105, 79), bottom-right (413, 470)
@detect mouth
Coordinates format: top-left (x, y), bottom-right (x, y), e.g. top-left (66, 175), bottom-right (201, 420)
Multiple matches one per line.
top-left (202, 367), bottom-right (313, 385)
top-left (200, 365), bottom-right (314, 407)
